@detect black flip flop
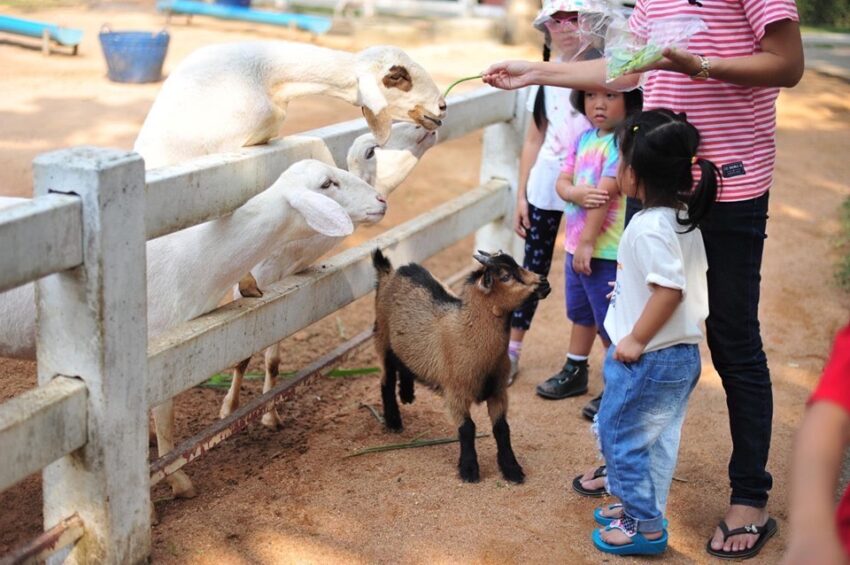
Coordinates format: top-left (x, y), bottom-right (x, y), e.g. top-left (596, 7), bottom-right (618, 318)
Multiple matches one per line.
top-left (571, 465), bottom-right (607, 497)
top-left (705, 517), bottom-right (778, 560)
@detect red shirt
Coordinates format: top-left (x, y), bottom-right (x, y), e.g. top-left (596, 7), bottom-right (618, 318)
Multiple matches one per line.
top-left (809, 324), bottom-right (850, 557)
top-left (629, 0), bottom-right (799, 202)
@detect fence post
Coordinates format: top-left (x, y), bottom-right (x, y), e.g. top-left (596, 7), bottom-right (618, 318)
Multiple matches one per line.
top-left (32, 147), bottom-right (150, 564)
top-left (475, 88), bottom-right (529, 259)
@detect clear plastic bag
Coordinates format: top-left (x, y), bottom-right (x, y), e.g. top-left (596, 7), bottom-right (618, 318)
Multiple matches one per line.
top-left (604, 15), bottom-right (707, 82)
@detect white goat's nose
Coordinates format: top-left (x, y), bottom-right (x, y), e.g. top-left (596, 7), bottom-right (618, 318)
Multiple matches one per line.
top-left (376, 195), bottom-right (387, 204)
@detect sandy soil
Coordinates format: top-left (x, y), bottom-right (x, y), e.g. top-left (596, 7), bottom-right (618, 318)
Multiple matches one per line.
top-left (1, 3), bottom-right (849, 564)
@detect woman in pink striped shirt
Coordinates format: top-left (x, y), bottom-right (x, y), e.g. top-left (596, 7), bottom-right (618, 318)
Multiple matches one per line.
top-left (482, 0), bottom-right (803, 560)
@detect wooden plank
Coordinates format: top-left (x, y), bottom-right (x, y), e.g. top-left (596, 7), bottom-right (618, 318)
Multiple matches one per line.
top-left (0, 377), bottom-right (87, 493)
top-left (0, 195), bottom-right (82, 294)
top-left (147, 179), bottom-right (509, 406)
top-left (142, 88), bottom-right (517, 240)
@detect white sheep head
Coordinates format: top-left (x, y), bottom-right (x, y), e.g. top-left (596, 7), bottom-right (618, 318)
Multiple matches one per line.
top-left (347, 122), bottom-right (438, 196)
top-left (281, 160), bottom-right (388, 237)
top-left (354, 46), bottom-right (446, 147)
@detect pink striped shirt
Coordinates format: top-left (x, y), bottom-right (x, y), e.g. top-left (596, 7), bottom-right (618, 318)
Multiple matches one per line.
top-left (629, 0), bottom-right (799, 202)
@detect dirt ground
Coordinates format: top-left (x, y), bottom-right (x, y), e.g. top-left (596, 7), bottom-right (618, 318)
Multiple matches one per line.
top-left (1, 3), bottom-right (849, 564)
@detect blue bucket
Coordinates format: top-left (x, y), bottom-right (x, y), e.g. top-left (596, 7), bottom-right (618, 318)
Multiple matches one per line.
top-left (99, 27), bottom-right (170, 83)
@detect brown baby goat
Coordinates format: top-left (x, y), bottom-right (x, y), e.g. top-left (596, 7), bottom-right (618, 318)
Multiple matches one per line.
top-left (371, 249), bottom-right (551, 483)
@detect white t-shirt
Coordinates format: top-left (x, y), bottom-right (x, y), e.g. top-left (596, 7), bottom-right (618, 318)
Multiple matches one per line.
top-left (604, 207), bottom-right (709, 353)
top-left (524, 84), bottom-right (591, 211)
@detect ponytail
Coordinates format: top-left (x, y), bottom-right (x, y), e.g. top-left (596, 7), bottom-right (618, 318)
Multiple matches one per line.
top-left (680, 157), bottom-right (721, 232)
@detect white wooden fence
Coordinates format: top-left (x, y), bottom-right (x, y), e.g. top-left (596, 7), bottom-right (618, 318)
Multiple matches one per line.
top-left (0, 86), bottom-right (527, 564)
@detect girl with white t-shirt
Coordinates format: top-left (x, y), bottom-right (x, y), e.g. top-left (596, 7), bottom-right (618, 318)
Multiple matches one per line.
top-left (590, 109), bottom-right (720, 556)
top-left (508, 0), bottom-right (594, 385)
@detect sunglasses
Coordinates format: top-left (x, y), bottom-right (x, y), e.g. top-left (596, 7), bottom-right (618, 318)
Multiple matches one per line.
top-left (544, 14), bottom-right (580, 32)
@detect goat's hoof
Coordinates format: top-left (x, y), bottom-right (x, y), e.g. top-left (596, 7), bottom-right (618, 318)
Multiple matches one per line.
top-left (261, 411), bottom-right (282, 430)
top-left (169, 472), bottom-right (197, 499)
top-left (384, 413), bottom-right (403, 432)
top-left (459, 461), bottom-right (480, 483)
top-left (219, 401), bottom-right (235, 420)
top-left (500, 463), bottom-right (525, 484)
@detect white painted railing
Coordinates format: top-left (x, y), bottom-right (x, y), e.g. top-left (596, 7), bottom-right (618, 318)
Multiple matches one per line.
top-left (0, 86), bottom-right (527, 563)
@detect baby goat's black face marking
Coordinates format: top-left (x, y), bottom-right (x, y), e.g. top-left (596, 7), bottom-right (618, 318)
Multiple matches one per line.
top-left (397, 263), bottom-right (461, 307)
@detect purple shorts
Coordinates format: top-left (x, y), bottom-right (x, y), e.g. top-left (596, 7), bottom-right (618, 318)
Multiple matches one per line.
top-left (564, 253), bottom-right (617, 344)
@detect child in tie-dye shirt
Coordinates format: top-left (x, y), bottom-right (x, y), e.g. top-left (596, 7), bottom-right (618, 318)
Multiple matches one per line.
top-left (535, 86), bottom-right (642, 407)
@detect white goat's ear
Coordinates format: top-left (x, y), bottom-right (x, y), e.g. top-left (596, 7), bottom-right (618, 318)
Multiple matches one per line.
top-left (288, 190), bottom-right (354, 237)
top-left (358, 74), bottom-right (392, 146)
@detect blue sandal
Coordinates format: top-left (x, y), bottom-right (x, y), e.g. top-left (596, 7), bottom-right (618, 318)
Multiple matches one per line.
top-left (592, 518), bottom-right (668, 556)
top-left (594, 504), bottom-right (623, 526)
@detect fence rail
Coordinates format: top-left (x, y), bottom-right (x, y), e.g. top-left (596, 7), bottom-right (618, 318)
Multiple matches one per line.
top-left (0, 195), bottom-right (82, 294)
top-left (0, 377), bottom-right (87, 493)
top-left (143, 88), bottom-right (516, 240)
top-left (0, 86), bottom-right (526, 563)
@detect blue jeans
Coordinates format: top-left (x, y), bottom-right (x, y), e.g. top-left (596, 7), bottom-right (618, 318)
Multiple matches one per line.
top-left (701, 192), bottom-right (772, 508)
top-left (598, 344), bottom-right (701, 532)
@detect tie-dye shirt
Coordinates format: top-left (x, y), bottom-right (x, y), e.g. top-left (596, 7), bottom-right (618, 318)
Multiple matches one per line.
top-left (560, 128), bottom-right (625, 260)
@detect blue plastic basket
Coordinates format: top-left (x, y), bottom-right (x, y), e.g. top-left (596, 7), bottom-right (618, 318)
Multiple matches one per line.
top-left (99, 28), bottom-right (170, 84)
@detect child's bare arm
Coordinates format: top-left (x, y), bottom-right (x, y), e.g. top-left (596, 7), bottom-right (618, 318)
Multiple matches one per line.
top-left (614, 285), bottom-right (682, 362)
top-left (515, 117), bottom-right (547, 238)
top-left (558, 174), bottom-right (609, 208)
top-left (555, 170), bottom-right (575, 202)
top-left (573, 177), bottom-right (619, 275)
top-left (781, 401), bottom-right (850, 565)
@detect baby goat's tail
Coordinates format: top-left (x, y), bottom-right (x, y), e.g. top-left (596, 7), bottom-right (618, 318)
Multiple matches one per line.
top-left (372, 248), bottom-right (393, 277)
top-left (372, 248), bottom-right (393, 288)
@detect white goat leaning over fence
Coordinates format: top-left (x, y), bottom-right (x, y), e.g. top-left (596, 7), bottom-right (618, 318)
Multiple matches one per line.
top-left (133, 40), bottom-right (447, 169)
top-left (0, 160), bottom-right (387, 499)
top-left (220, 122), bottom-right (437, 428)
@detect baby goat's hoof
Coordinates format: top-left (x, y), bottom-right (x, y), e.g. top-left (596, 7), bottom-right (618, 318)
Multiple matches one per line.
top-left (261, 410), bottom-right (282, 430)
top-left (169, 471), bottom-right (197, 499)
top-left (459, 460), bottom-right (481, 483)
top-left (500, 462), bottom-right (525, 484)
top-left (384, 412), bottom-right (403, 432)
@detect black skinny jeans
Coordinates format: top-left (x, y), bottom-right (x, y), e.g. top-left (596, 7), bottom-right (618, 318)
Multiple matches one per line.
top-left (701, 192), bottom-right (773, 508)
top-left (511, 203), bottom-right (563, 331)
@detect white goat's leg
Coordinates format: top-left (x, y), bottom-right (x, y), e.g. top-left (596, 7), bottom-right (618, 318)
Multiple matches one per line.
top-left (221, 357), bottom-right (250, 418)
top-left (152, 400), bottom-right (197, 498)
top-left (261, 343), bottom-right (283, 429)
